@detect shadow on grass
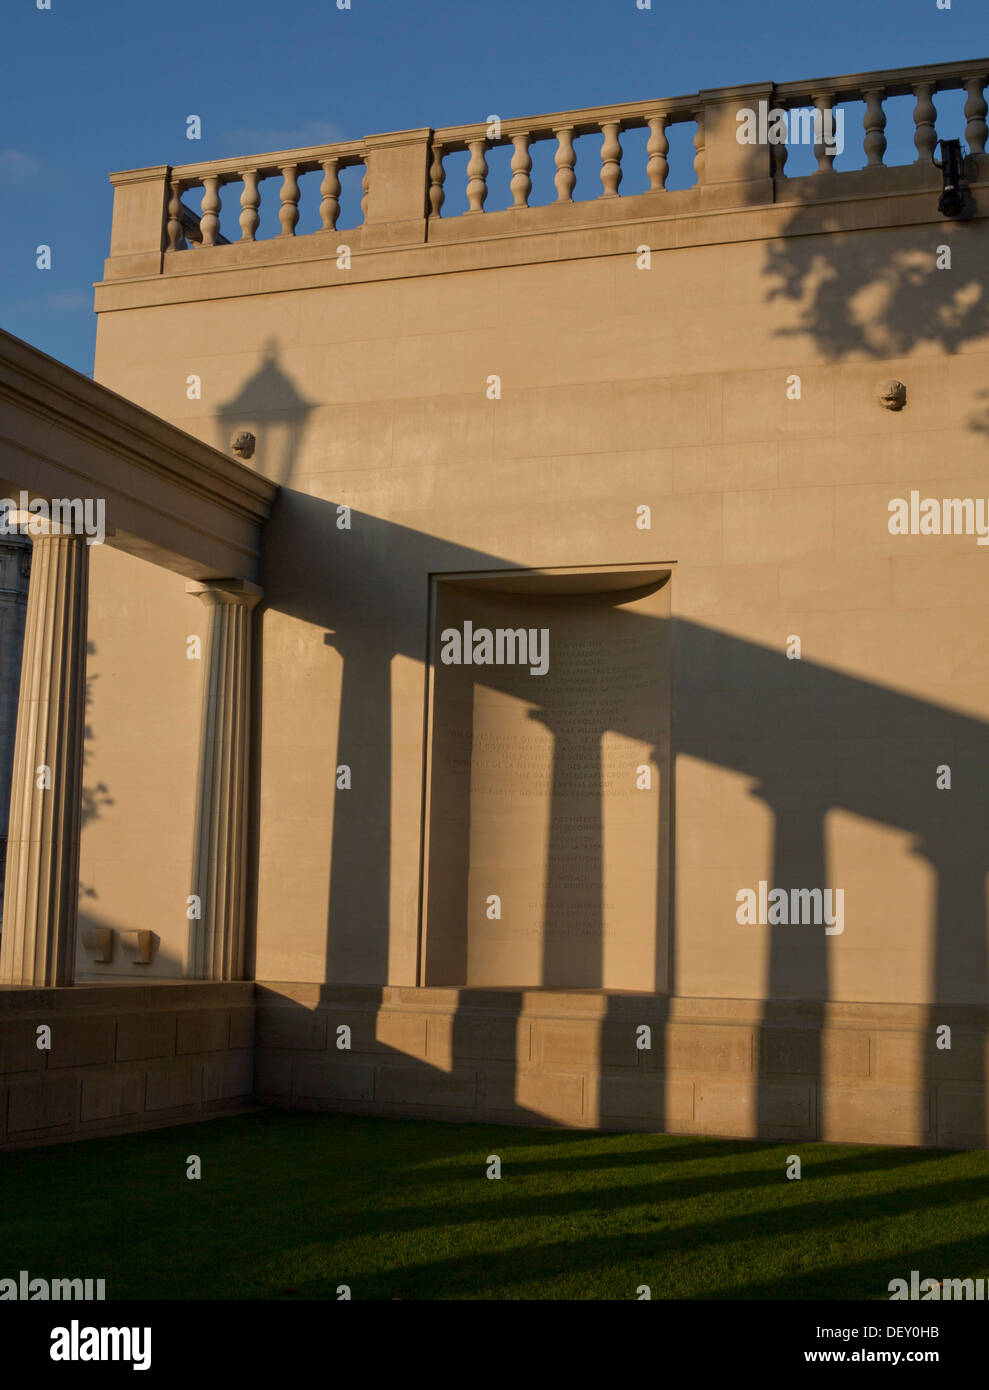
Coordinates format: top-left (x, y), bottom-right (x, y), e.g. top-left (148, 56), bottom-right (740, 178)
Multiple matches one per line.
top-left (1, 1113), bottom-right (986, 1300)
top-left (707, 1229), bottom-right (989, 1301)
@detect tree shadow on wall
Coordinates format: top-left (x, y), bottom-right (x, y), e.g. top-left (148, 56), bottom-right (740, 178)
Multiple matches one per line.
top-left (763, 162), bottom-right (988, 360)
top-left (967, 387), bottom-right (989, 437)
top-left (79, 640), bottom-right (114, 905)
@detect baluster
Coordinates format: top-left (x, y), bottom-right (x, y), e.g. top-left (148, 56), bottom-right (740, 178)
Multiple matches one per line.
top-left (239, 170), bottom-right (260, 241)
top-left (862, 89), bottom-right (887, 167)
top-left (964, 76), bottom-right (988, 155)
top-left (554, 125), bottom-right (576, 202)
top-left (646, 115), bottom-right (669, 190)
top-left (599, 120), bottom-right (623, 197)
top-left (200, 175), bottom-right (221, 247)
top-left (466, 138), bottom-right (488, 213)
top-left (360, 167), bottom-right (369, 222)
top-left (166, 179), bottom-right (185, 250)
top-left (912, 83), bottom-right (937, 163)
top-left (814, 94), bottom-right (838, 172)
top-left (428, 143), bottom-right (446, 216)
top-left (693, 111), bottom-right (705, 184)
top-left (319, 158), bottom-right (341, 231)
top-left (278, 164), bottom-right (300, 236)
top-left (510, 133), bottom-right (532, 207)
top-left (771, 107), bottom-right (788, 180)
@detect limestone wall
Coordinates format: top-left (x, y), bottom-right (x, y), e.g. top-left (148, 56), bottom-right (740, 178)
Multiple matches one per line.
top-left (78, 78), bottom-right (989, 1143)
top-left (90, 207), bottom-right (989, 1012)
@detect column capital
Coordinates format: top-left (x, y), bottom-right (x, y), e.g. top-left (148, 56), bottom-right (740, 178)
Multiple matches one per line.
top-left (185, 577), bottom-right (263, 608)
top-left (5, 511), bottom-right (96, 540)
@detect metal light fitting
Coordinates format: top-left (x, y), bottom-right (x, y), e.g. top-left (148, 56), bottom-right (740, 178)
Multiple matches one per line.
top-left (932, 137), bottom-right (966, 218)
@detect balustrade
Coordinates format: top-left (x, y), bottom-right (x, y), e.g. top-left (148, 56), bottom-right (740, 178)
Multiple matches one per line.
top-left (161, 150), bottom-right (367, 250)
top-left (149, 60), bottom-right (987, 254)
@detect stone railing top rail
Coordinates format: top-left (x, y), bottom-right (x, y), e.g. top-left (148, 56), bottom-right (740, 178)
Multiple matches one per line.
top-left (431, 56), bottom-right (989, 144)
top-left (772, 54), bottom-right (989, 100)
top-left (160, 137), bottom-right (372, 184)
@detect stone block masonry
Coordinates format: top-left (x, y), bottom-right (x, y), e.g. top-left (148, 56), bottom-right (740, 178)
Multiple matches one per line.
top-left (254, 986), bottom-right (989, 1149)
top-left (0, 983), bottom-right (255, 1150)
top-left (0, 981), bottom-right (984, 1150)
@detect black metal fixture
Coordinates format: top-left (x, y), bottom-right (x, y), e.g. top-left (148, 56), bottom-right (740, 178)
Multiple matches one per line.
top-left (932, 138), bottom-right (966, 218)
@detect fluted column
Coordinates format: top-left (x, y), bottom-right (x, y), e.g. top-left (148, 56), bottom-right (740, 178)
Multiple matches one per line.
top-left (186, 578), bottom-right (262, 981)
top-left (0, 517), bottom-right (89, 987)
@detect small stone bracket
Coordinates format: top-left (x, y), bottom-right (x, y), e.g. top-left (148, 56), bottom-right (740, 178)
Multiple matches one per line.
top-left (120, 929), bottom-right (157, 965)
top-left (80, 927), bottom-right (114, 963)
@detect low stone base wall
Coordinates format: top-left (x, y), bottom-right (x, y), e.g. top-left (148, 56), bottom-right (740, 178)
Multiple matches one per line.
top-left (0, 982), bottom-right (255, 1150)
top-left (256, 984), bottom-right (989, 1149)
top-left (2, 982), bottom-right (983, 1150)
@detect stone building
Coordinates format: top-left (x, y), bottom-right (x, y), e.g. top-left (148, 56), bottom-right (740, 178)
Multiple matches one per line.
top-left (1, 56), bottom-right (988, 1150)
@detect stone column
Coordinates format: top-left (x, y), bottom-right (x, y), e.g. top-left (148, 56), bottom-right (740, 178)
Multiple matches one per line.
top-left (0, 517), bottom-right (89, 986)
top-left (0, 534), bottom-right (31, 926)
top-left (186, 578), bottom-right (262, 980)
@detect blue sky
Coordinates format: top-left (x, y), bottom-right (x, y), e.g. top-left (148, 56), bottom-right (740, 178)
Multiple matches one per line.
top-left (0, 0), bottom-right (985, 374)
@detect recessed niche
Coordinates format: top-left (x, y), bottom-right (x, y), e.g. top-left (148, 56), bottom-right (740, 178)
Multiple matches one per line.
top-left (422, 566), bottom-right (671, 991)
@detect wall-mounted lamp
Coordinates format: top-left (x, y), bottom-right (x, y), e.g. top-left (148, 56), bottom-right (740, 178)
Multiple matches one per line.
top-left (932, 138), bottom-right (967, 218)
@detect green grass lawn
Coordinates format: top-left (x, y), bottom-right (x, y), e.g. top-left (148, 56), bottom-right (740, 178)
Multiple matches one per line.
top-left (1, 1109), bottom-right (987, 1300)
